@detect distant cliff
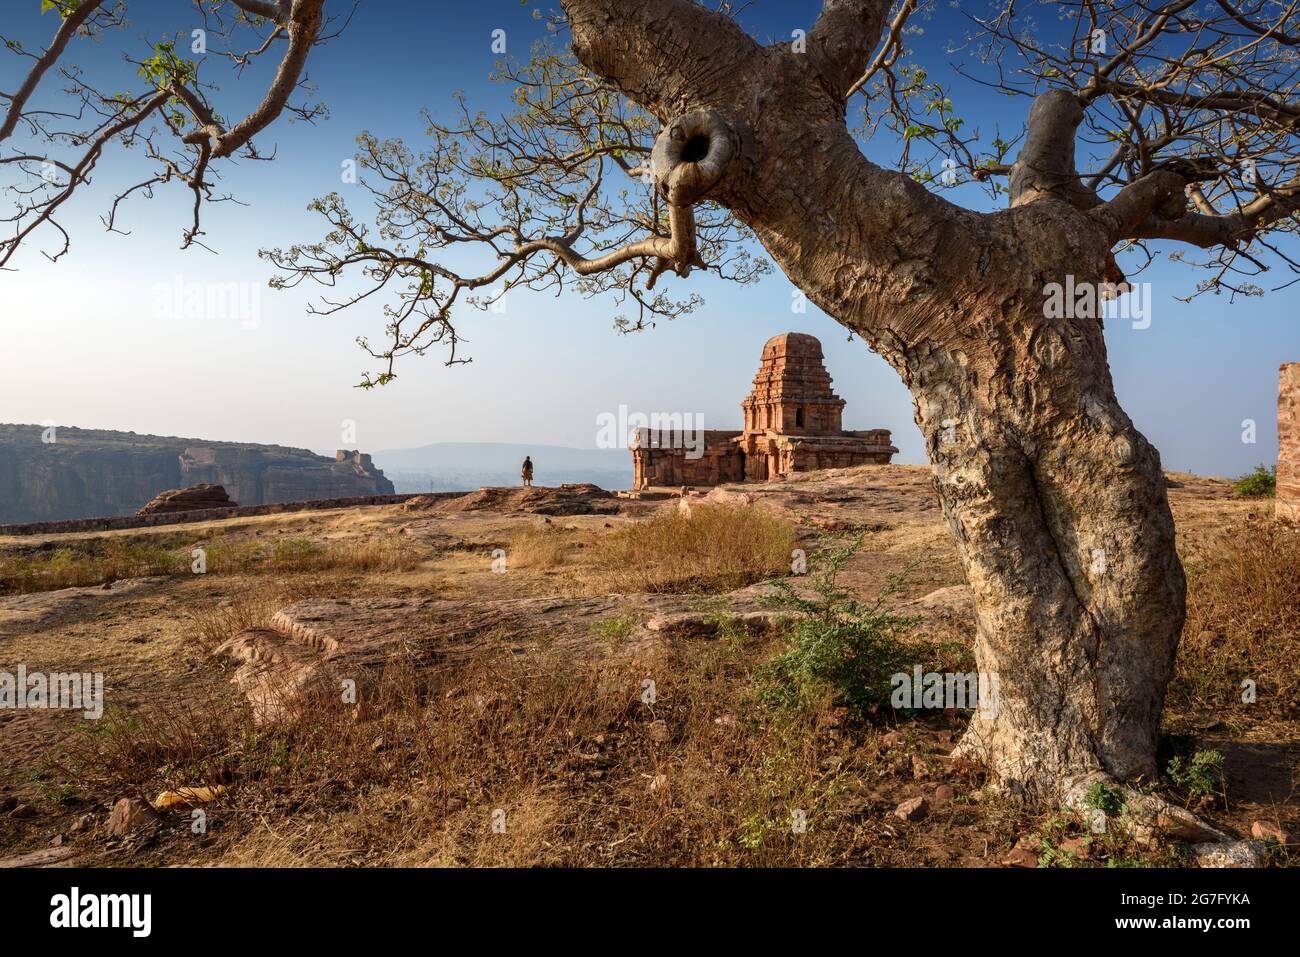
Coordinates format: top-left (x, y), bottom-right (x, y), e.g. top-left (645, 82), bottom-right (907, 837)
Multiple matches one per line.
top-left (0, 424), bottom-right (394, 523)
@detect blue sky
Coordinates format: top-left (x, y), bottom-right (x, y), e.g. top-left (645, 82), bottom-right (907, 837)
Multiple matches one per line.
top-left (1, 0), bottom-right (1294, 476)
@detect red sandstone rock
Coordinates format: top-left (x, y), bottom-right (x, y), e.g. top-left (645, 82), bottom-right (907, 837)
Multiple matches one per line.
top-left (106, 798), bottom-right (159, 837)
top-left (1279, 362), bottom-right (1299, 520)
top-left (893, 796), bottom-right (929, 821)
top-left (136, 483), bottom-right (235, 515)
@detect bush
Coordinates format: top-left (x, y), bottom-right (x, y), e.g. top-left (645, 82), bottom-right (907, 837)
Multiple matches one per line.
top-left (754, 535), bottom-right (918, 717)
top-left (506, 523), bottom-right (571, 569)
top-left (1233, 464), bottom-right (1276, 497)
top-left (1166, 749), bottom-right (1225, 802)
top-left (595, 502), bottom-right (795, 593)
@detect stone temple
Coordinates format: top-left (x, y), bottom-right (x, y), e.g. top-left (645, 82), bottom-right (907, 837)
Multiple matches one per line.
top-left (1279, 361), bottom-right (1299, 521)
top-left (630, 332), bottom-right (897, 489)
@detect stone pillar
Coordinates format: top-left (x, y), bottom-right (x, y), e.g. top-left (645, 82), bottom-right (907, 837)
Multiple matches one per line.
top-left (1279, 362), bottom-right (1299, 520)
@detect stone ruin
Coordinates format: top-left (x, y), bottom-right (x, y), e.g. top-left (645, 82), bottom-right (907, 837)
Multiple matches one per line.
top-left (1279, 362), bottom-right (1299, 521)
top-left (630, 332), bottom-right (897, 489)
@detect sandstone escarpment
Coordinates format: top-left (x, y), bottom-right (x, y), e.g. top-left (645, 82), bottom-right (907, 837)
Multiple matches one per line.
top-left (0, 425), bottom-right (393, 523)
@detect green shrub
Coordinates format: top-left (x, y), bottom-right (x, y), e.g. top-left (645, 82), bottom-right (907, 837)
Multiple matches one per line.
top-left (754, 535), bottom-right (917, 717)
top-left (1233, 464), bottom-right (1276, 497)
top-left (1166, 749), bottom-right (1225, 801)
top-left (1083, 780), bottom-right (1126, 818)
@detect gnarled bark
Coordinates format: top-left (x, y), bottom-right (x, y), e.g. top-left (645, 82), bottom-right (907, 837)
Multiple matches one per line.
top-left (559, 0), bottom-right (1196, 801)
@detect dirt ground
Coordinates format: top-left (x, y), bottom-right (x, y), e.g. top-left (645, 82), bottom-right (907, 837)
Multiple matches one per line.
top-left (0, 464), bottom-right (1294, 867)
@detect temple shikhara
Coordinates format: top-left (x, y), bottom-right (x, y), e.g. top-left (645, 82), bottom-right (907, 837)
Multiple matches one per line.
top-left (630, 332), bottom-right (898, 489)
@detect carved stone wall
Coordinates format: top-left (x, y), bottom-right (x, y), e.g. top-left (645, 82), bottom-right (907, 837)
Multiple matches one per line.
top-left (1279, 362), bottom-right (1299, 521)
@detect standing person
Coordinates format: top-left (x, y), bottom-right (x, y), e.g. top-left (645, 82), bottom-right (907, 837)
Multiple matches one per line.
top-left (521, 455), bottom-right (534, 487)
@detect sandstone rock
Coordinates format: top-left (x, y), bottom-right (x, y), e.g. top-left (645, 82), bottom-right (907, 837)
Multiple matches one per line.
top-left (1279, 362), bottom-right (1300, 520)
top-left (106, 798), bottom-right (159, 837)
top-left (215, 593), bottom-right (714, 722)
top-left (1060, 836), bottom-right (1092, 860)
top-left (1192, 840), bottom-right (1266, 868)
top-left (893, 796), bottom-right (929, 821)
top-left (1154, 807), bottom-right (1231, 844)
top-left (1001, 847), bottom-right (1039, 867)
top-left (647, 720), bottom-right (670, 743)
top-left (137, 483), bottom-right (235, 515)
top-left (0, 847), bottom-right (79, 868)
top-left (932, 784), bottom-right (956, 804)
top-left (405, 483), bottom-right (618, 516)
top-left (904, 585), bottom-right (976, 631)
top-left (648, 774), bottom-right (668, 793)
top-left (1251, 820), bottom-right (1291, 844)
top-left (644, 609), bottom-right (782, 636)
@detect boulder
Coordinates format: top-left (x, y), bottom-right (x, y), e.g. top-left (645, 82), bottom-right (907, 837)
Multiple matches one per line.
top-left (893, 796), bottom-right (929, 821)
top-left (137, 484), bottom-right (235, 515)
top-left (1192, 840), bottom-right (1266, 868)
top-left (106, 798), bottom-right (159, 837)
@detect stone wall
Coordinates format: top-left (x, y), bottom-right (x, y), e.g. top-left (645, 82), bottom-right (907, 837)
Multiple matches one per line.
top-left (0, 493), bottom-right (429, 537)
top-left (1279, 362), bottom-right (1299, 521)
top-left (630, 430), bottom-right (743, 489)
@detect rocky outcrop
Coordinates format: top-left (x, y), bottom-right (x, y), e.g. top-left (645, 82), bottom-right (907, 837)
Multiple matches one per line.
top-left (402, 483), bottom-right (620, 516)
top-left (0, 425), bottom-right (394, 523)
top-left (137, 484), bottom-right (235, 515)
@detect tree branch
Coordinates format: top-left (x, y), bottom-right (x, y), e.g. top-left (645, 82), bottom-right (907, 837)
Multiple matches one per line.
top-left (0, 0), bottom-right (106, 143)
top-left (807, 0), bottom-right (893, 100)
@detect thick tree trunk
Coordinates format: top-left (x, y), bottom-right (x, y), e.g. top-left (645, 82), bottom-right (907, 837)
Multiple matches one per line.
top-left (563, 0), bottom-right (1188, 801)
top-left (904, 314), bottom-right (1185, 799)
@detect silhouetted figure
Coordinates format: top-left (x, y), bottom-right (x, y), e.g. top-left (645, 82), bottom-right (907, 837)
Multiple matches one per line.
top-left (521, 455), bottom-right (534, 487)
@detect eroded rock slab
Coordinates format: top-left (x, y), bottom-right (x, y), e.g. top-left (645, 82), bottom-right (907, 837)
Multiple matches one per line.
top-left (0, 576), bottom-right (169, 635)
top-left (215, 593), bottom-right (738, 721)
top-left (404, 484), bottom-right (623, 516)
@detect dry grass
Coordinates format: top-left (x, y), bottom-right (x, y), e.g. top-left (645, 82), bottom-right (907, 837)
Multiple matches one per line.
top-left (186, 575), bottom-right (341, 650)
top-left (47, 616), bottom-right (985, 866)
top-left (21, 492), bottom-right (1300, 868)
top-left (0, 539), bottom-right (182, 592)
top-left (0, 534), bottom-right (424, 594)
top-left (593, 503), bottom-right (796, 593)
top-left (1174, 516), bottom-right (1300, 720)
top-left (505, 523), bottom-right (573, 570)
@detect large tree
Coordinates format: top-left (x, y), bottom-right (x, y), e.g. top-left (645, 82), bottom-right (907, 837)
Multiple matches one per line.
top-left (6, 0), bottom-right (1298, 803)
